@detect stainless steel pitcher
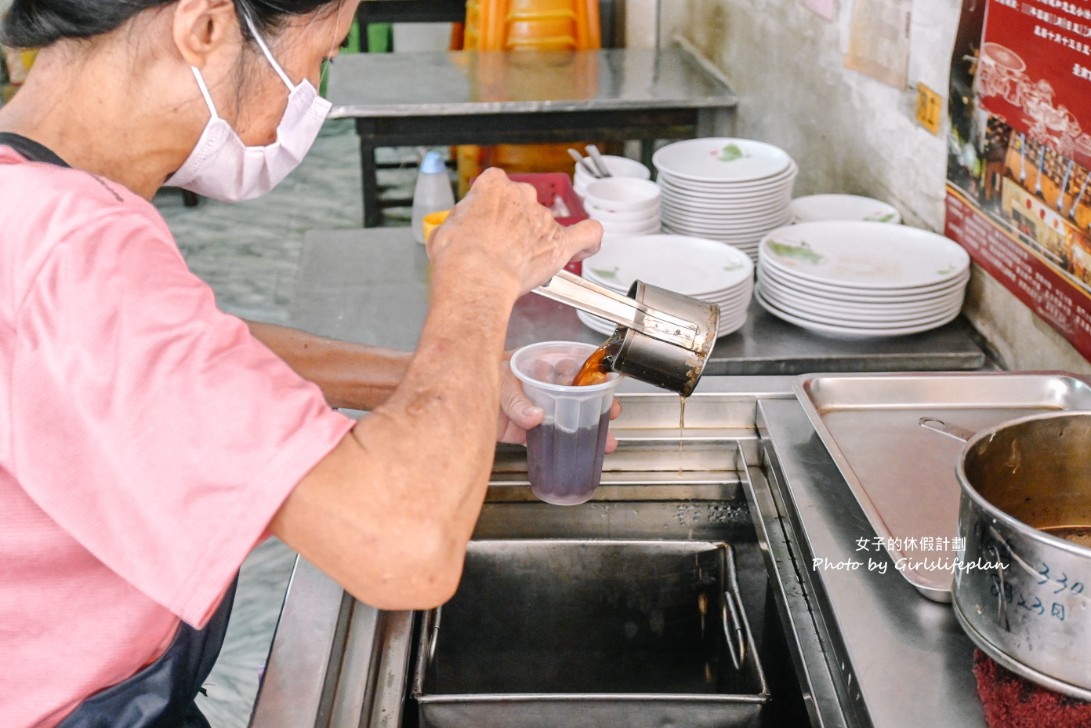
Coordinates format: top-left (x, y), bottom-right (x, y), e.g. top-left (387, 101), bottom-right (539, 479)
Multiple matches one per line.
top-left (534, 271), bottom-right (720, 397)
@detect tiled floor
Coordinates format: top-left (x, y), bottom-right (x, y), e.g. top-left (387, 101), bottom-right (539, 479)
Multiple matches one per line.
top-left (154, 119), bottom-right (421, 726)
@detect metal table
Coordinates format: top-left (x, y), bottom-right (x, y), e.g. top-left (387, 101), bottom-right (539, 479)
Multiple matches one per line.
top-left (251, 376), bottom-right (990, 727)
top-left (324, 47), bottom-right (739, 225)
top-left (289, 227), bottom-right (988, 374)
top-left (750, 397), bottom-right (986, 727)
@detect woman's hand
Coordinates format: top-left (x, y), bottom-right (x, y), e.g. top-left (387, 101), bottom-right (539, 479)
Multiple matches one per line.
top-left (427, 168), bottom-right (604, 294)
top-left (495, 358), bottom-right (621, 451)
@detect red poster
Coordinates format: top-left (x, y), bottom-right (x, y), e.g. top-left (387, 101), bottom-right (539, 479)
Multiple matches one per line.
top-left (947, 0), bottom-right (1091, 361)
top-left (976, 0), bottom-right (1091, 169)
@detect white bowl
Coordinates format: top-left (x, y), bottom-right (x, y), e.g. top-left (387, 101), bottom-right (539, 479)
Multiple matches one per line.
top-left (583, 177), bottom-right (662, 212)
top-left (574, 155), bottom-right (651, 186)
top-left (584, 200), bottom-right (661, 223)
top-left (599, 218), bottom-right (662, 235)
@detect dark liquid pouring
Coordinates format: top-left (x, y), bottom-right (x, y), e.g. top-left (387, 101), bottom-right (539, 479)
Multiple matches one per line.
top-left (573, 335), bottom-right (624, 386)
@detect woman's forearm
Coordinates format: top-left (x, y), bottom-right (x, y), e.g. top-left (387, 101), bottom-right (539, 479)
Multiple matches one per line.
top-left (246, 321), bottom-right (412, 411)
top-left (269, 259), bottom-right (522, 608)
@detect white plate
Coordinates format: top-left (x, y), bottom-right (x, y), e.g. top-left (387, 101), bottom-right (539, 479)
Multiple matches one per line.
top-left (789, 195), bottom-right (901, 224)
top-left (581, 234), bottom-right (754, 297)
top-left (758, 260), bottom-right (969, 302)
top-left (659, 195), bottom-right (793, 217)
top-left (657, 165), bottom-right (798, 188)
top-left (653, 139), bottom-right (794, 183)
top-left (758, 291), bottom-right (962, 329)
top-left (662, 223), bottom-right (788, 243)
top-left (577, 308), bottom-right (750, 339)
top-left (755, 288), bottom-right (962, 338)
top-left (661, 201), bottom-right (792, 220)
top-left (656, 170), bottom-right (798, 196)
top-left (759, 221), bottom-right (970, 291)
top-left (661, 209), bottom-right (793, 230)
top-left (757, 280), bottom-right (963, 323)
top-left (758, 271), bottom-right (965, 315)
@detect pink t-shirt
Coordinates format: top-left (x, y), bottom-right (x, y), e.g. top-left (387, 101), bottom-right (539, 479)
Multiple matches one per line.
top-left (0, 147), bottom-right (355, 726)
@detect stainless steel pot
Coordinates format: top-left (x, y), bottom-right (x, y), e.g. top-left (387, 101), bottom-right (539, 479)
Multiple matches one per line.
top-left (950, 411), bottom-right (1091, 700)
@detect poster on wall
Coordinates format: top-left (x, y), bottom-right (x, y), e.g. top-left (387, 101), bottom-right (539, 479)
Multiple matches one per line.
top-left (945, 0), bottom-right (1091, 360)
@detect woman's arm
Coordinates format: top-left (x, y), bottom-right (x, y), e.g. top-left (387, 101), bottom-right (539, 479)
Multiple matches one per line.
top-left (245, 321), bottom-right (411, 411)
top-left (270, 171), bottom-right (604, 610)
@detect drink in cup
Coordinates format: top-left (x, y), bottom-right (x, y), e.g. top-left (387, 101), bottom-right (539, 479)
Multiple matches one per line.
top-left (510, 341), bottom-right (621, 506)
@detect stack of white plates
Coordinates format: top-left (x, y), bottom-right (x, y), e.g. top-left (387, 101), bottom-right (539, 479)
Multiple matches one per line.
top-left (653, 138), bottom-right (798, 260)
top-left (790, 194), bottom-right (901, 224)
top-left (755, 221), bottom-right (971, 338)
top-left (577, 233), bottom-right (755, 338)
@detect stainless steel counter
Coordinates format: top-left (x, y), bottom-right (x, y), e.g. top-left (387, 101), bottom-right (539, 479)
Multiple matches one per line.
top-left (251, 375), bottom-right (991, 727)
top-left (252, 230), bottom-right (996, 726)
top-left (290, 227), bottom-right (988, 374)
top-left (750, 396), bottom-right (985, 727)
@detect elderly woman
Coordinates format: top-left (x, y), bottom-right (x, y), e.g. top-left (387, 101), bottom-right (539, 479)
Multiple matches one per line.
top-left (0, 0), bottom-right (606, 725)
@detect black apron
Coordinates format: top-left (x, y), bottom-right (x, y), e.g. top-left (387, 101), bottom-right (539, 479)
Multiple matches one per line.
top-left (57, 578), bottom-right (238, 728)
top-left (0, 132), bottom-right (239, 726)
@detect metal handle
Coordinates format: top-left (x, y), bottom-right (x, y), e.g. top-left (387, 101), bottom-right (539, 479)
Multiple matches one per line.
top-left (426, 606), bottom-right (442, 665)
top-left (918, 416), bottom-right (976, 443)
top-left (721, 589), bottom-right (746, 672)
top-left (533, 270), bottom-right (699, 349)
top-left (585, 145), bottom-right (611, 177)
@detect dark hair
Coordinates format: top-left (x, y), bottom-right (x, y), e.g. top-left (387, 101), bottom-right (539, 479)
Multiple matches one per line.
top-left (0, 0), bottom-right (338, 49)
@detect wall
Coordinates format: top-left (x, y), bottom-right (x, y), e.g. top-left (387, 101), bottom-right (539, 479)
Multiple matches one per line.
top-left (645, 0), bottom-right (1091, 373)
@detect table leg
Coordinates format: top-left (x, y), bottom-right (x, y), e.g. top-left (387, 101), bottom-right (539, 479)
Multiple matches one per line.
top-left (360, 138), bottom-right (381, 227)
top-left (697, 107), bottom-right (736, 139)
top-left (638, 140), bottom-right (655, 176)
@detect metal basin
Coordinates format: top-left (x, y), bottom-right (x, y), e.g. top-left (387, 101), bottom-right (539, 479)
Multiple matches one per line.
top-left (411, 539), bottom-right (769, 728)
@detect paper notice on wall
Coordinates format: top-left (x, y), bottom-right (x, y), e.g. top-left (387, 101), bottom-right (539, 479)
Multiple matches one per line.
top-left (803, 0), bottom-right (837, 21)
top-left (844, 0), bottom-right (911, 88)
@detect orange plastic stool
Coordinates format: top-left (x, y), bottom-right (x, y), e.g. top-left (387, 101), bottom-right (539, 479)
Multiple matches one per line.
top-left (458, 0), bottom-right (601, 196)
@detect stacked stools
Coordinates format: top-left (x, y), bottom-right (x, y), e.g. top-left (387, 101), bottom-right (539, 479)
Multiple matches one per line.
top-left (457, 0), bottom-right (602, 195)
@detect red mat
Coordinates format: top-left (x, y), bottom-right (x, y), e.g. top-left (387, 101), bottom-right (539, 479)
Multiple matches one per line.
top-left (973, 649), bottom-right (1091, 727)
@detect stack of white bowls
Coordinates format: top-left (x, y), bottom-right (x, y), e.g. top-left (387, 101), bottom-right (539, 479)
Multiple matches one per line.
top-left (755, 221), bottom-right (971, 338)
top-left (573, 154), bottom-right (652, 197)
top-left (577, 233), bottom-right (755, 339)
top-left (653, 138), bottom-right (798, 260)
top-left (582, 177), bottom-right (662, 235)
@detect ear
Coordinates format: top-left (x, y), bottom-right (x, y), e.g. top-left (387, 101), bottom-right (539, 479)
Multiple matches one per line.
top-left (171, 0), bottom-right (241, 67)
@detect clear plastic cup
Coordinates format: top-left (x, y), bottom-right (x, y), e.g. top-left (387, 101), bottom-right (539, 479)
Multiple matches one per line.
top-left (510, 341), bottom-right (620, 506)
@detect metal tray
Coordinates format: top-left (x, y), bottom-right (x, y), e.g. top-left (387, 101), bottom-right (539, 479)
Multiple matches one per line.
top-left (411, 539), bottom-right (770, 728)
top-left (794, 372), bottom-right (1091, 602)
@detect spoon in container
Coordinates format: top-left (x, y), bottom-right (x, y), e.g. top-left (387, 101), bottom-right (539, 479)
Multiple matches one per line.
top-left (567, 148), bottom-right (601, 178)
top-left (585, 144), bottom-right (612, 177)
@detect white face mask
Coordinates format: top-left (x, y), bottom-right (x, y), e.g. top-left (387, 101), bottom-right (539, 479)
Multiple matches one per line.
top-left (165, 14), bottom-right (332, 202)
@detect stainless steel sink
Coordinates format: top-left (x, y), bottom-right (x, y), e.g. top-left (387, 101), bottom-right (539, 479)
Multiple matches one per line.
top-left (251, 379), bottom-right (808, 728)
top-left (412, 538), bottom-right (769, 728)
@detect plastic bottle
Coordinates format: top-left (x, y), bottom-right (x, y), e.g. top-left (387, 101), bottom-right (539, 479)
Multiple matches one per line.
top-left (411, 150), bottom-right (455, 245)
